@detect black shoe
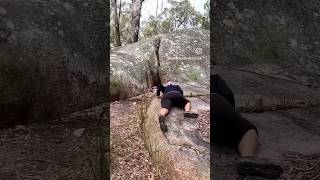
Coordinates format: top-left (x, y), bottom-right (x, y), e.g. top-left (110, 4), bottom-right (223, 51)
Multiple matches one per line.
top-left (184, 112), bottom-right (198, 118)
top-left (237, 161), bottom-right (283, 179)
top-left (159, 116), bottom-right (167, 132)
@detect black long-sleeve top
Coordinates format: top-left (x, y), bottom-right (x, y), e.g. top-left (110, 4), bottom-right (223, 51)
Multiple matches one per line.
top-left (156, 84), bottom-right (183, 96)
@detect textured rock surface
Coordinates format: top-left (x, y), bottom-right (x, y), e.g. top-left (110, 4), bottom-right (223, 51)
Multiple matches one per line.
top-left (0, 1), bottom-right (107, 127)
top-left (110, 29), bottom-right (210, 100)
top-left (213, 0), bottom-right (320, 88)
top-left (212, 1), bottom-right (320, 179)
top-left (143, 83), bottom-right (210, 180)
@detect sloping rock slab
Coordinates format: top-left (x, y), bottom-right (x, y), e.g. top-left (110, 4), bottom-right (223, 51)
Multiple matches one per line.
top-left (212, 106), bottom-right (320, 180)
top-left (143, 83), bottom-right (210, 179)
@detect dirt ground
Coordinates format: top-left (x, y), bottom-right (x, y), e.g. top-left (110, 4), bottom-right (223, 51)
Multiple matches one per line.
top-left (0, 104), bottom-right (107, 180)
top-left (110, 99), bottom-right (156, 180)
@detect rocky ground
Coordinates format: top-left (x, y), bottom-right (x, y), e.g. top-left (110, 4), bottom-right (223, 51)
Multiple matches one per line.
top-left (0, 104), bottom-right (107, 180)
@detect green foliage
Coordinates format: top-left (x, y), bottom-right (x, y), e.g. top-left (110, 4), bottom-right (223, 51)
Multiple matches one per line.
top-left (111, 0), bottom-right (210, 43)
top-left (110, 79), bottom-right (128, 101)
top-left (110, 1), bottom-right (132, 47)
top-left (188, 67), bottom-right (202, 81)
top-left (142, 0), bottom-right (209, 38)
top-left (202, 0), bottom-right (210, 29)
top-left (142, 16), bottom-right (159, 38)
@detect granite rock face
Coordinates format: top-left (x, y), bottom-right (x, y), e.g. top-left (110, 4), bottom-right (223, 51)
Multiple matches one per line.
top-left (213, 0), bottom-right (320, 88)
top-left (110, 29), bottom-right (210, 100)
top-left (0, 0), bottom-right (107, 127)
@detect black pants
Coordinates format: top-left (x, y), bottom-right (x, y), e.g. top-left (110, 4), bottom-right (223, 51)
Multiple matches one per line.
top-left (211, 75), bottom-right (258, 148)
top-left (161, 91), bottom-right (189, 111)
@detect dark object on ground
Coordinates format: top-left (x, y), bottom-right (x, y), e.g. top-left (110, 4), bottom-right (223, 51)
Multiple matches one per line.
top-left (159, 116), bottom-right (167, 132)
top-left (237, 161), bottom-right (283, 179)
top-left (184, 112), bottom-right (199, 118)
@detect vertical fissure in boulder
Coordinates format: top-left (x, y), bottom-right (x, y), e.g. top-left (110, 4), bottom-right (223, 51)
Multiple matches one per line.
top-left (145, 36), bottom-right (162, 87)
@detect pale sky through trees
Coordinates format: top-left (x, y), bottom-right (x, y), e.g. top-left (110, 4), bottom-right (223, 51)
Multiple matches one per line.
top-left (121, 0), bottom-right (207, 22)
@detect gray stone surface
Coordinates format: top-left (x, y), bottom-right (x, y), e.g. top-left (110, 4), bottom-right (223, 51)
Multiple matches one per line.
top-left (212, 0), bottom-right (320, 88)
top-left (110, 29), bottom-right (210, 100)
top-left (0, 1), bottom-right (107, 127)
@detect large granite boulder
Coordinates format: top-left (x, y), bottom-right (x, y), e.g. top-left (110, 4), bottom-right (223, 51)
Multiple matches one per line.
top-left (212, 0), bottom-right (320, 88)
top-left (110, 29), bottom-right (209, 100)
top-left (143, 82), bottom-right (210, 180)
top-left (0, 1), bottom-right (107, 128)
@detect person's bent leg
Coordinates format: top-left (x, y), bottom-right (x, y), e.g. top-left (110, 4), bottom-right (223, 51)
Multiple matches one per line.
top-left (159, 98), bottom-right (172, 132)
top-left (238, 129), bottom-right (258, 157)
top-left (184, 102), bottom-right (191, 112)
top-left (183, 99), bottom-right (198, 118)
top-left (160, 108), bottom-right (169, 117)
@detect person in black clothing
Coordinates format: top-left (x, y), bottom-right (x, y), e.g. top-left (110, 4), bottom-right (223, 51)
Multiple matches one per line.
top-left (211, 74), bottom-right (258, 156)
top-left (156, 82), bottom-right (198, 132)
top-left (211, 74), bottom-right (283, 178)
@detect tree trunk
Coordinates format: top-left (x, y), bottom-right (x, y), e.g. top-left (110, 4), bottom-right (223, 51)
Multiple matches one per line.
top-left (118, 0), bottom-right (121, 22)
top-left (112, 0), bottom-right (121, 46)
top-left (130, 0), bottom-right (144, 43)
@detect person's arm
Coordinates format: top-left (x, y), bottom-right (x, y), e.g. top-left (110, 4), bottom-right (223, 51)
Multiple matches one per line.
top-left (157, 84), bottom-right (164, 96)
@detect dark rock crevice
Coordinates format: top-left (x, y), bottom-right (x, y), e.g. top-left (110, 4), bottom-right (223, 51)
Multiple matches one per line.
top-left (145, 36), bottom-right (162, 87)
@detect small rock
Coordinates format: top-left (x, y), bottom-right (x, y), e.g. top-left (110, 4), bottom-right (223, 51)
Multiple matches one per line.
top-left (73, 128), bottom-right (85, 137)
top-left (133, 102), bottom-right (137, 105)
top-left (0, 7), bottom-right (7, 15)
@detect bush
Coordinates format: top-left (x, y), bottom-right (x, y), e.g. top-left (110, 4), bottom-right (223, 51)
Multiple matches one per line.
top-left (110, 79), bottom-right (128, 101)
